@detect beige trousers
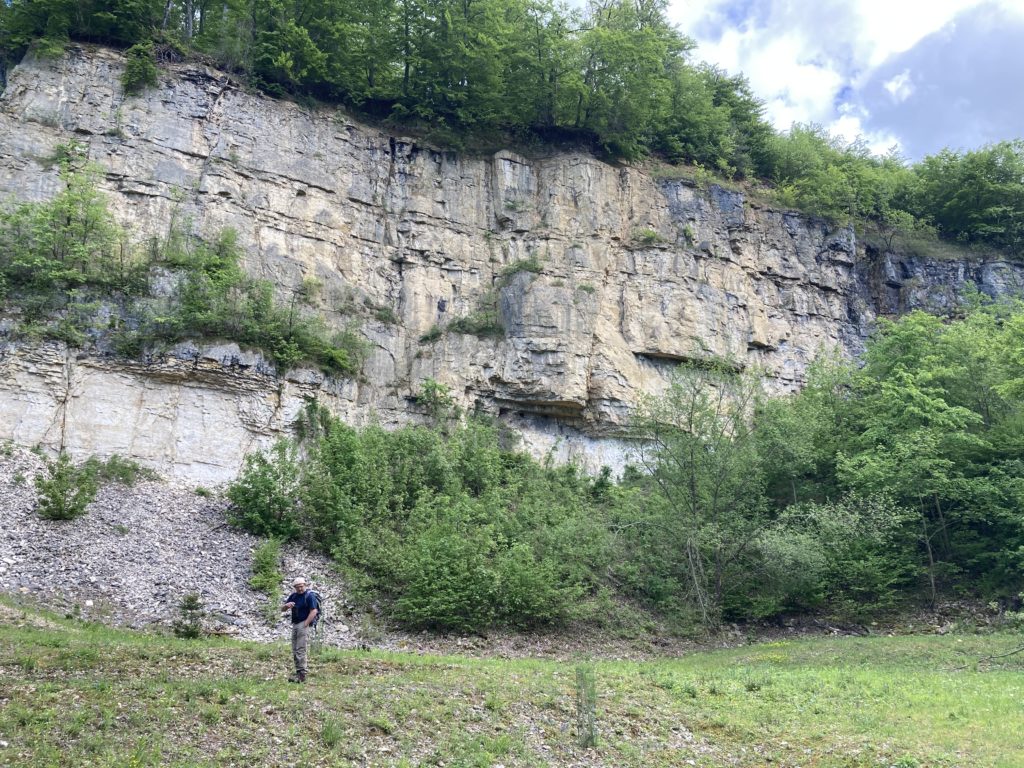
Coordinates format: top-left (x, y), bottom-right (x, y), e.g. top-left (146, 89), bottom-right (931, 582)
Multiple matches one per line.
top-left (291, 623), bottom-right (309, 674)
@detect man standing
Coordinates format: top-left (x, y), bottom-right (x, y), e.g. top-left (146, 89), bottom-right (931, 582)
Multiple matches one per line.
top-left (281, 576), bottom-right (319, 683)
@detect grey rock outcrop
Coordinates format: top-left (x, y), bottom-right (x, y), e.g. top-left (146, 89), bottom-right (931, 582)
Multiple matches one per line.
top-left (1, 46), bottom-right (1021, 482)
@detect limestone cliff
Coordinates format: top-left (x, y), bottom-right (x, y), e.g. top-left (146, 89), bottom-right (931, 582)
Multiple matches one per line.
top-left (1, 47), bottom-right (1021, 482)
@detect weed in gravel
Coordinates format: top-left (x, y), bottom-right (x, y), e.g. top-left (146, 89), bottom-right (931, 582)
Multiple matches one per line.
top-left (84, 454), bottom-right (157, 486)
top-left (368, 713), bottom-right (397, 734)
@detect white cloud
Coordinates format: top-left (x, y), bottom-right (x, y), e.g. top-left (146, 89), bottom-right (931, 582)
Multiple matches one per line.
top-left (665, 0), bottom-right (995, 132)
top-left (828, 109), bottom-right (902, 155)
top-left (883, 70), bottom-right (915, 103)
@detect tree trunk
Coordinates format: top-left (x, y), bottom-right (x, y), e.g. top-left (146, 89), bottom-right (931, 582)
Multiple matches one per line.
top-left (921, 512), bottom-right (937, 608)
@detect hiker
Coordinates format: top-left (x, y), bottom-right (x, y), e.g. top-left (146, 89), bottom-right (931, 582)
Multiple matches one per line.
top-left (281, 576), bottom-right (319, 683)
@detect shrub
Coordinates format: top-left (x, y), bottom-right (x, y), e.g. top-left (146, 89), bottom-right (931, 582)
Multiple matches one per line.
top-left (83, 454), bottom-right (156, 486)
top-left (292, 414), bottom-right (609, 633)
top-left (250, 538), bottom-right (283, 594)
top-left (494, 543), bottom-right (579, 627)
top-left (447, 310), bottom-right (504, 338)
top-left (392, 522), bottom-right (497, 633)
top-left (122, 42), bottom-right (158, 95)
top-left (227, 441), bottom-right (302, 540)
top-left (632, 228), bottom-right (664, 245)
top-left (373, 305), bottom-right (399, 324)
top-left (35, 453), bottom-right (98, 520)
top-left (419, 324), bottom-right (443, 343)
top-left (499, 257), bottom-right (544, 278)
top-left (172, 593), bottom-right (204, 639)
top-left (776, 496), bottom-right (917, 620)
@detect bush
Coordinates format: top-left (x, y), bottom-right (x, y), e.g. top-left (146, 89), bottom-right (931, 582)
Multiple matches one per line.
top-left (493, 543), bottom-right (580, 627)
top-left (393, 522), bottom-right (497, 633)
top-left (122, 42), bottom-right (158, 94)
top-left (249, 538), bottom-right (283, 594)
top-left (447, 310), bottom-right (504, 338)
top-left (83, 454), bottom-right (156, 486)
top-left (245, 410), bottom-right (610, 633)
top-left (227, 441), bottom-right (302, 540)
top-left (35, 453), bottom-right (98, 520)
top-left (172, 593), bottom-right (204, 639)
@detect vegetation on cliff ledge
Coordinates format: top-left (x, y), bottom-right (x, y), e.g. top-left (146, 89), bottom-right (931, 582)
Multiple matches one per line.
top-left (1, 1), bottom-right (1022, 254)
top-left (0, 144), bottom-right (368, 375)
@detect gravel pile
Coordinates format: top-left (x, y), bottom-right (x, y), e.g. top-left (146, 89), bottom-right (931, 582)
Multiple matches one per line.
top-left (0, 445), bottom-right (361, 646)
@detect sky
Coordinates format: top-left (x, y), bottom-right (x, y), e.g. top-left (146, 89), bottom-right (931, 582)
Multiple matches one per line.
top-left (664, 0), bottom-right (1024, 160)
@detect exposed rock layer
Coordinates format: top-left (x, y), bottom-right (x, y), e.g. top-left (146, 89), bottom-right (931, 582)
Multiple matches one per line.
top-left (1, 47), bottom-right (1022, 481)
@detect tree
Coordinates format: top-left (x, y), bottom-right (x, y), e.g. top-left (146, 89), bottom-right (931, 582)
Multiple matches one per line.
top-left (837, 306), bottom-right (1024, 602)
top-left (630, 362), bottom-right (767, 626)
top-left (911, 141), bottom-right (1024, 251)
top-left (35, 453), bottom-right (99, 520)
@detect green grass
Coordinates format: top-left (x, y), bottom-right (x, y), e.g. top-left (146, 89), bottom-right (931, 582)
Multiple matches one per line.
top-left (1, 602), bottom-right (1023, 766)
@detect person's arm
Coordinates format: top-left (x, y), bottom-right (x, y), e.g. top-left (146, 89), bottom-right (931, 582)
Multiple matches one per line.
top-left (281, 594), bottom-right (295, 613)
top-left (304, 606), bottom-right (318, 627)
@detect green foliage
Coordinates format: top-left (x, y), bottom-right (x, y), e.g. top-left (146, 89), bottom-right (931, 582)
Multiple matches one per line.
top-left (764, 496), bottom-right (916, 620)
top-left (0, 0), bottom-right (769, 173)
top-left (121, 40), bottom-right (157, 94)
top-left (0, 145), bottom-right (142, 312)
top-left (249, 538), bottom-right (283, 595)
top-left (228, 412), bottom-right (610, 633)
top-left (447, 309), bottom-right (504, 339)
top-left (3, 3), bottom-right (1019, 252)
top-left (82, 454), bottom-right (157, 486)
top-left (227, 441), bottom-right (302, 541)
top-left (0, 165), bottom-right (367, 377)
top-left (633, 228), bottom-right (664, 245)
top-left (222, 301), bottom-right (1024, 633)
top-left (909, 141), bottom-right (1024, 251)
top-left (499, 257), bottom-right (544, 279)
top-left (392, 517), bottom-right (498, 632)
top-left (35, 452), bottom-right (98, 520)
top-left (415, 378), bottom-right (460, 425)
top-left (627, 363), bottom-right (767, 626)
top-left (149, 227), bottom-right (368, 374)
top-left (171, 593), bottom-right (204, 639)
top-left (419, 324), bottom-right (443, 343)
top-left (760, 300), bottom-right (1024, 604)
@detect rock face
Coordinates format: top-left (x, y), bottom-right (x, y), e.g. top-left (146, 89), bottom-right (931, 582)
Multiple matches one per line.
top-left (1, 46), bottom-right (1022, 482)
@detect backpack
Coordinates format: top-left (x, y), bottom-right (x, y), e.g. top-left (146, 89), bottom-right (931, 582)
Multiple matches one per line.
top-left (306, 590), bottom-right (323, 628)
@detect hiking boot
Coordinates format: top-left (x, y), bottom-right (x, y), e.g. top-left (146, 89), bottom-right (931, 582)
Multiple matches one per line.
top-left (288, 673), bottom-right (303, 683)
top-left (298, 670), bottom-right (307, 683)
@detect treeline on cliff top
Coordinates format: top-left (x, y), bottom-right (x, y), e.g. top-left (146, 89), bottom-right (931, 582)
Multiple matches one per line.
top-left (1, 0), bottom-right (1023, 255)
top-left (224, 301), bottom-right (1024, 633)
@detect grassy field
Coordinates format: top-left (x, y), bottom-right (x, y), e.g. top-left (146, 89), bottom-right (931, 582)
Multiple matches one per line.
top-left (2, 604), bottom-right (1023, 767)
